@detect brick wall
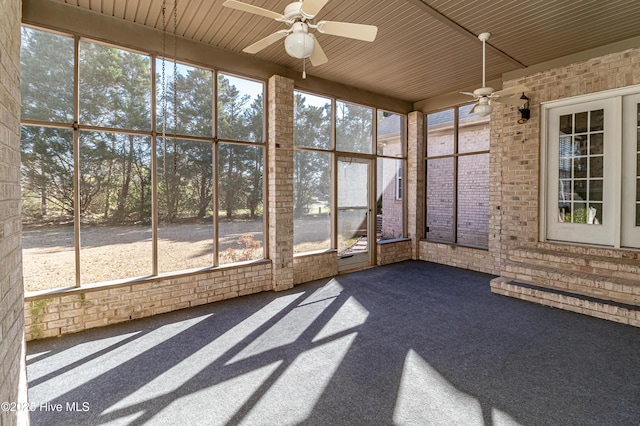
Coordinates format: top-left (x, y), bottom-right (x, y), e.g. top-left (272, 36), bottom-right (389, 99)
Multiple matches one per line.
top-left (377, 239), bottom-right (412, 265)
top-left (494, 47), bottom-right (640, 266)
top-left (293, 252), bottom-right (338, 285)
top-left (419, 241), bottom-right (494, 274)
top-left (407, 111), bottom-right (425, 259)
top-left (268, 75), bottom-right (295, 291)
top-left (0, 0), bottom-right (28, 424)
top-left (25, 261), bottom-right (272, 340)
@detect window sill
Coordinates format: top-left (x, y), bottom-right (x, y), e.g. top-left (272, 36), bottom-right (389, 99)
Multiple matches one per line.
top-left (24, 258), bottom-right (272, 302)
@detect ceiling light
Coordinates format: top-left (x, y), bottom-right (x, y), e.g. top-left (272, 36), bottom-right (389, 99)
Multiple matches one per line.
top-left (284, 23), bottom-right (314, 59)
top-left (474, 102), bottom-right (492, 117)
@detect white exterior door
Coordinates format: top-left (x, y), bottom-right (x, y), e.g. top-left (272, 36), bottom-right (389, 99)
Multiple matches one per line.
top-left (546, 98), bottom-right (620, 246)
top-left (622, 94), bottom-right (640, 248)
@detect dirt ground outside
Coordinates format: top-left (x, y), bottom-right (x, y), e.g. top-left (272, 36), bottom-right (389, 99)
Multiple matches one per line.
top-left (22, 216), bottom-right (333, 292)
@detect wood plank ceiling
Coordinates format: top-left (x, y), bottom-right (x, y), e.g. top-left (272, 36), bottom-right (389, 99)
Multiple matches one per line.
top-left (50, 0), bottom-right (640, 103)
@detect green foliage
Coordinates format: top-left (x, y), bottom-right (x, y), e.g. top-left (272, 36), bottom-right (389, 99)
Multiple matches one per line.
top-left (569, 208), bottom-right (588, 224)
top-left (293, 93), bottom-right (331, 218)
top-left (20, 27), bottom-right (265, 225)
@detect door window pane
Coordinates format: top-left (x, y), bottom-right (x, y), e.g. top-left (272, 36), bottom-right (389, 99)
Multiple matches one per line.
top-left (79, 41), bottom-right (151, 130)
top-left (79, 132), bottom-right (152, 284)
top-left (557, 110), bottom-right (604, 224)
top-left (218, 143), bottom-right (264, 264)
top-left (21, 126), bottom-right (75, 291)
top-left (217, 73), bottom-right (264, 142)
top-left (157, 138), bottom-right (214, 273)
top-left (294, 151), bottom-right (331, 253)
top-left (20, 27), bottom-right (74, 123)
top-left (336, 101), bottom-right (373, 154)
top-left (338, 160), bottom-right (369, 255)
top-left (294, 92), bottom-right (331, 150)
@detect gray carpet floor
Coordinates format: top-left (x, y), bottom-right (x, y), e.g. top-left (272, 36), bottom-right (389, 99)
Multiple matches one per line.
top-left (26, 260), bottom-right (640, 425)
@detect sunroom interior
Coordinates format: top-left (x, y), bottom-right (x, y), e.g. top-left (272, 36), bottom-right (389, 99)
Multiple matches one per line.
top-left (2, 0), bottom-right (640, 424)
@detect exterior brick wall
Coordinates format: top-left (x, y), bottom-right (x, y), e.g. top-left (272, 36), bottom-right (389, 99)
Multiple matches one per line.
top-left (495, 47), bottom-right (640, 266)
top-left (377, 239), bottom-right (412, 265)
top-left (25, 261), bottom-right (272, 340)
top-left (422, 113), bottom-right (494, 274)
top-left (293, 252), bottom-right (338, 285)
top-left (0, 0), bottom-right (27, 424)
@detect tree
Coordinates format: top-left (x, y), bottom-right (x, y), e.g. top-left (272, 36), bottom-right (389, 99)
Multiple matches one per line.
top-left (217, 75), bottom-right (264, 219)
top-left (79, 42), bottom-right (152, 223)
top-left (20, 28), bottom-right (75, 220)
top-left (336, 101), bottom-right (373, 153)
top-left (293, 93), bottom-right (331, 217)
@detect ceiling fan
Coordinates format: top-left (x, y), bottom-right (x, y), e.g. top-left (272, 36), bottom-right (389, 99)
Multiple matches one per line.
top-left (223, 0), bottom-right (378, 74)
top-left (461, 32), bottom-right (528, 117)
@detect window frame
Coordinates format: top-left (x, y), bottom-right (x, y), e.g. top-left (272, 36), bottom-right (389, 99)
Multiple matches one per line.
top-left (19, 24), bottom-right (268, 291)
top-left (292, 90), bottom-right (408, 255)
top-left (424, 104), bottom-right (490, 249)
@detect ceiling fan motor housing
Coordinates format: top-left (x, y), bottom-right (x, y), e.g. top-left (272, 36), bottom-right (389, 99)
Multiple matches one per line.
top-left (284, 2), bottom-right (304, 20)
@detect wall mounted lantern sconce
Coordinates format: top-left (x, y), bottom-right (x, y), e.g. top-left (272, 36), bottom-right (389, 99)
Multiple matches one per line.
top-left (518, 93), bottom-right (530, 124)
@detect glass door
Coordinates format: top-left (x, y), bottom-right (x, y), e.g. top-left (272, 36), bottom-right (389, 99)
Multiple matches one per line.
top-left (546, 98), bottom-right (617, 246)
top-left (337, 156), bottom-right (372, 271)
top-left (622, 94), bottom-right (640, 248)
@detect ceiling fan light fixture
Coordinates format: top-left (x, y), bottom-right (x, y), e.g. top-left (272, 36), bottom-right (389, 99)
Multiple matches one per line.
top-left (284, 31), bottom-right (314, 58)
top-left (474, 102), bottom-right (492, 117)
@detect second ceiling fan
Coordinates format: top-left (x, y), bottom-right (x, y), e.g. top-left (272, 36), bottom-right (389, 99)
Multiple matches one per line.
top-left (223, 0), bottom-right (378, 68)
top-left (461, 32), bottom-right (528, 117)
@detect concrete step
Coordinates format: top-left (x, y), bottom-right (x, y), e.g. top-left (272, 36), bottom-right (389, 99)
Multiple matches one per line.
top-left (508, 246), bottom-right (640, 281)
top-left (491, 277), bottom-right (640, 328)
top-left (502, 261), bottom-right (640, 307)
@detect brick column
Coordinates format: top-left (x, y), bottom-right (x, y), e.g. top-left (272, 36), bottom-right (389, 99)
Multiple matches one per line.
top-left (407, 111), bottom-right (425, 260)
top-left (267, 75), bottom-right (294, 291)
top-left (0, 0), bottom-right (28, 425)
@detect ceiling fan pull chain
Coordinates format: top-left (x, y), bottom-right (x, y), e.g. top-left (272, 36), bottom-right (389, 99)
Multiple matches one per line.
top-left (173, 0), bottom-right (178, 173)
top-left (303, 57), bottom-right (306, 79)
top-left (161, 0), bottom-right (167, 177)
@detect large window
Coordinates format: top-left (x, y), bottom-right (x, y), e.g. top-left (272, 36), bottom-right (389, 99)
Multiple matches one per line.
top-left (20, 26), bottom-right (265, 292)
top-left (425, 105), bottom-right (490, 248)
top-left (293, 93), bottom-right (407, 255)
top-left (293, 92), bottom-right (332, 254)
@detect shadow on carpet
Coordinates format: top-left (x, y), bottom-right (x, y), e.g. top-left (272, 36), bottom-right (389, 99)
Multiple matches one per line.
top-left (26, 261), bottom-right (640, 425)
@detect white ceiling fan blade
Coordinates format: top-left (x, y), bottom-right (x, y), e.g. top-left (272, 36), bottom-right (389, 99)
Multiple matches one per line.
top-left (316, 21), bottom-right (378, 42)
top-left (223, 0), bottom-right (284, 20)
top-left (309, 37), bottom-right (328, 66)
top-left (460, 91), bottom-right (476, 97)
top-left (243, 30), bottom-right (288, 54)
top-left (494, 84), bottom-right (529, 97)
top-left (301, 0), bottom-right (330, 18)
top-left (493, 96), bottom-right (528, 107)
top-left (469, 103), bottom-right (478, 114)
